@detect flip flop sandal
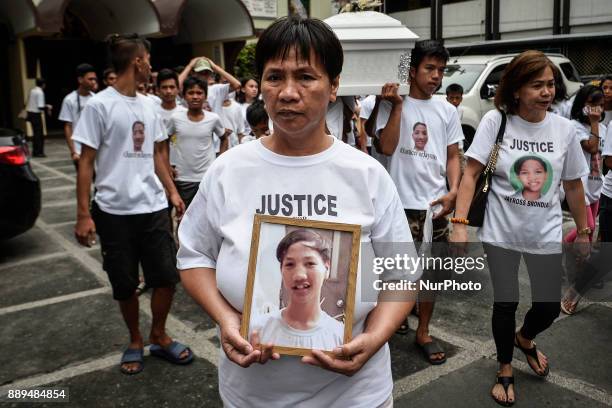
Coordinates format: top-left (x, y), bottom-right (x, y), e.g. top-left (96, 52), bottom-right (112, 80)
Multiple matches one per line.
top-left (150, 341), bottom-right (194, 365)
top-left (416, 341), bottom-right (447, 365)
top-left (514, 333), bottom-right (549, 377)
top-left (120, 348), bottom-right (144, 375)
top-left (492, 375), bottom-right (515, 407)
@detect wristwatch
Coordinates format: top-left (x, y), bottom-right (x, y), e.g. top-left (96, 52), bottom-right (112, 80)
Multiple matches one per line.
top-left (577, 227), bottom-right (592, 236)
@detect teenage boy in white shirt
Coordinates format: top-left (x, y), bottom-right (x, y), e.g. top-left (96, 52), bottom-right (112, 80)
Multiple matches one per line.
top-left (376, 40), bottom-right (464, 365)
top-left (73, 33), bottom-right (192, 376)
top-left (178, 56), bottom-right (240, 115)
top-left (241, 100), bottom-right (270, 144)
top-left (168, 76), bottom-right (226, 209)
top-left (59, 63), bottom-right (97, 169)
top-left (155, 68), bottom-right (185, 176)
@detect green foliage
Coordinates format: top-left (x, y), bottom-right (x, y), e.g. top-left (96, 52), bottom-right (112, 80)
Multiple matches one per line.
top-left (234, 43), bottom-right (257, 79)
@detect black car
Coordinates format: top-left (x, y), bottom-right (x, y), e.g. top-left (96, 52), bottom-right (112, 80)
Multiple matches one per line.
top-left (0, 128), bottom-right (41, 239)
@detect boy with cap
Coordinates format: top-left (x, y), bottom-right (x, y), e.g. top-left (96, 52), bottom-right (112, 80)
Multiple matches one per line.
top-left (179, 57), bottom-right (240, 116)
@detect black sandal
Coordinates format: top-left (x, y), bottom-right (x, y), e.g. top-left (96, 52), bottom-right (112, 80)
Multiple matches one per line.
top-left (492, 375), bottom-right (515, 407)
top-left (514, 333), bottom-right (549, 377)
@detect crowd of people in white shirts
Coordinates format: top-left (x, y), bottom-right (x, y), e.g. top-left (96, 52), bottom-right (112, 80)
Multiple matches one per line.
top-left (57, 21), bottom-right (612, 407)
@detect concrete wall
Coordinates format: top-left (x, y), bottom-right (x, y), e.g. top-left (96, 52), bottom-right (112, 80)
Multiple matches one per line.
top-left (8, 38), bottom-right (32, 130)
top-left (252, 0), bottom-right (289, 30)
top-left (390, 0), bottom-right (612, 42)
top-left (310, 0), bottom-right (334, 20)
top-left (388, 7), bottom-right (430, 40)
top-left (570, 0), bottom-right (612, 27)
top-left (192, 41), bottom-right (225, 67)
top-left (443, 0), bottom-right (484, 41)
top-left (499, 0), bottom-right (554, 36)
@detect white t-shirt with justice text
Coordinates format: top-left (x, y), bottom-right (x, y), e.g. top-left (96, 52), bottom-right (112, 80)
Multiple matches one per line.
top-left (177, 137), bottom-right (419, 408)
top-left (376, 96), bottom-right (464, 210)
top-left (466, 110), bottom-right (588, 253)
top-left (167, 110), bottom-right (225, 183)
top-left (72, 87), bottom-right (168, 215)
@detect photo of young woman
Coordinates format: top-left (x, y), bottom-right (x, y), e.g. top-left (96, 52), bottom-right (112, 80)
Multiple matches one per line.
top-left (250, 229), bottom-right (344, 351)
top-left (411, 122), bottom-right (428, 151)
top-left (514, 155), bottom-right (549, 201)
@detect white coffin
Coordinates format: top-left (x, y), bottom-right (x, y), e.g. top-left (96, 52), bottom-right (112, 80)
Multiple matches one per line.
top-left (324, 11), bottom-right (418, 96)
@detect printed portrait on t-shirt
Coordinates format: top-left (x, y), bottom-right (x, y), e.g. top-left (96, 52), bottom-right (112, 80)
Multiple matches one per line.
top-left (132, 121), bottom-right (145, 152)
top-left (411, 122), bottom-right (428, 151)
top-left (243, 218), bottom-right (359, 356)
top-left (509, 154), bottom-right (553, 201)
top-left (590, 152), bottom-right (601, 177)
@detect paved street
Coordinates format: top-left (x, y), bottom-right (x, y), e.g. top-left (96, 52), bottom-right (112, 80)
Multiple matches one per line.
top-left (1, 138), bottom-right (611, 407)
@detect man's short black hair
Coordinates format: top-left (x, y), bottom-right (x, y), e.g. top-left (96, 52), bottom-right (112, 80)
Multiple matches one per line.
top-left (445, 83), bottom-right (463, 95)
top-left (182, 75), bottom-right (208, 96)
top-left (106, 33), bottom-right (151, 74)
top-left (410, 40), bottom-right (450, 70)
top-left (255, 16), bottom-right (343, 81)
top-left (76, 63), bottom-right (95, 78)
top-left (157, 68), bottom-right (179, 87)
top-left (103, 67), bottom-right (115, 80)
top-left (35, 78), bottom-right (46, 87)
top-left (246, 100), bottom-right (268, 127)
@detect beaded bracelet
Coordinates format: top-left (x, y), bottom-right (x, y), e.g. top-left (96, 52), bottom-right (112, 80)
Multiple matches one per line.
top-left (450, 217), bottom-right (469, 225)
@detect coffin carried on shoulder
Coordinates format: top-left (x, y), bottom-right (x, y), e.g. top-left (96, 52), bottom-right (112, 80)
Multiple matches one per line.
top-left (324, 11), bottom-right (418, 96)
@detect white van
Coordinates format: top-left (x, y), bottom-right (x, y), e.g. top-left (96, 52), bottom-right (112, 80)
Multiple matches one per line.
top-left (434, 54), bottom-right (582, 147)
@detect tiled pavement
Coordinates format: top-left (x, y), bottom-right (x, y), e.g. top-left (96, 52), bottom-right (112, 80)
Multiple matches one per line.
top-left (0, 139), bottom-right (610, 407)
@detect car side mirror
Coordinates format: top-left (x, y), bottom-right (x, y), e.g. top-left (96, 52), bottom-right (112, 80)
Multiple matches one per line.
top-left (480, 84), bottom-right (497, 99)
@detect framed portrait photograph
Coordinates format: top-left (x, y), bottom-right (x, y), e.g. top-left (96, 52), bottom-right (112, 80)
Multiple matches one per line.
top-left (241, 214), bottom-right (361, 356)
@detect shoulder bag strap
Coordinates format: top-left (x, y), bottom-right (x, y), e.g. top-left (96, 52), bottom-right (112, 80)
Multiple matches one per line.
top-left (482, 110), bottom-right (507, 192)
top-left (495, 110), bottom-right (507, 144)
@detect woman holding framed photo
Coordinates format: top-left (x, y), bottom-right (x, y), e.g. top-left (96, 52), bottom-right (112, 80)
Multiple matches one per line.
top-left (178, 16), bottom-right (419, 408)
top-left (450, 51), bottom-right (590, 406)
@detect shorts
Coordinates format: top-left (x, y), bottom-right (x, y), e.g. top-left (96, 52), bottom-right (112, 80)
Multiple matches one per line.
top-left (175, 180), bottom-right (200, 209)
top-left (404, 209), bottom-right (449, 243)
top-left (405, 209), bottom-right (450, 299)
top-left (92, 201), bottom-right (179, 301)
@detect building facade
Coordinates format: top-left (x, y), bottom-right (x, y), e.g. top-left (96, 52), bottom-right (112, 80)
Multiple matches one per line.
top-left (0, 0), bottom-right (344, 129)
top-left (383, 0), bottom-right (612, 78)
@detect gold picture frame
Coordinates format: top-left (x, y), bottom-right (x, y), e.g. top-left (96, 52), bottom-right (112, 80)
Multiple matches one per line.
top-left (241, 214), bottom-right (361, 357)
